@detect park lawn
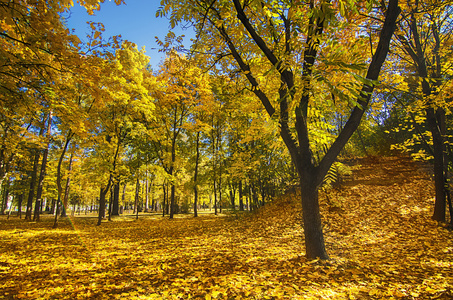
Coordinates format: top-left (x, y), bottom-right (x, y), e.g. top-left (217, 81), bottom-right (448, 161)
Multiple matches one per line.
top-left (0, 157), bottom-right (452, 299)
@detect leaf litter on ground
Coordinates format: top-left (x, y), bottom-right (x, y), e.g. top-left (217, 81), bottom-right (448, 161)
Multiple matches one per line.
top-left (0, 156), bottom-right (452, 299)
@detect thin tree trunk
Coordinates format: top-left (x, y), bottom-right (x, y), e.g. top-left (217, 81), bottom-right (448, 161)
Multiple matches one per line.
top-left (97, 135), bottom-right (121, 226)
top-left (18, 193), bottom-right (23, 219)
top-left (61, 153), bottom-right (74, 217)
top-left (219, 162), bottom-right (222, 214)
top-left (194, 131), bottom-right (200, 217)
top-left (239, 180), bottom-right (244, 211)
top-left (150, 178), bottom-right (155, 211)
top-left (25, 149), bottom-right (41, 220)
top-left (135, 177), bottom-right (140, 220)
top-left (34, 112), bottom-right (52, 221)
top-left (170, 184), bottom-right (175, 218)
top-left (121, 183), bottom-right (127, 215)
top-left (145, 168), bottom-right (149, 213)
top-left (162, 183), bottom-right (166, 217)
top-left (213, 180), bottom-right (218, 215)
top-left (108, 186), bottom-right (113, 221)
top-left (53, 131), bottom-right (73, 228)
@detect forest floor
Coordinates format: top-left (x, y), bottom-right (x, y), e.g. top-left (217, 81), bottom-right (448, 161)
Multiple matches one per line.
top-left (0, 156), bottom-right (452, 299)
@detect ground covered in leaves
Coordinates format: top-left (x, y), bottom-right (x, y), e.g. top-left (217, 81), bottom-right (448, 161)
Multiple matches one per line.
top-left (1, 156), bottom-right (452, 299)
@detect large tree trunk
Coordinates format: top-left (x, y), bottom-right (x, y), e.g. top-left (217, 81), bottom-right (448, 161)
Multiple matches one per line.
top-left (2, 179), bottom-right (10, 215)
top-left (97, 183), bottom-right (111, 226)
top-left (299, 173), bottom-right (328, 259)
top-left (428, 107), bottom-right (446, 221)
top-left (112, 182), bottom-right (120, 216)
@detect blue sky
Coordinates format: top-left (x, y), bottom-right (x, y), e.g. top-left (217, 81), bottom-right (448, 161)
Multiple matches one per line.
top-left (62, 1), bottom-right (194, 69)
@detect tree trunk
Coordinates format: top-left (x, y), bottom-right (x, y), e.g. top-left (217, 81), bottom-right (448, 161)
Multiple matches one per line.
top-left (150, 178), bottom-right (155, 212)
top-left (213, 179), bottom-right (218, 215)
top-left (169, 184), bottom-right (175, 218)
top-left (193, 131), bottom-right (200, 217)
top-left (239, 180), bottom-right (244, 211)
top-left (121, 183), bottom-right (127, 214)
top-left (54, 131), bottom-right (74, 228)
top-left (108, 186), bottom-right (113, 221)
top-left (112, 182), bottom-right (120, 216)
top-left (299, 180), bottom-right (328, 260)
top-left (17, 193), bottom-right (23, 219)
top-left (50, 199), bottom-right (56, 215)
top-left (229, 184), bottom-right (235, 210)
top-left (25, 150), bottom-right (40, 220)
top-left (34, 111), bottom-right (52, 221)
top-left (53, 199), bottom-right (61, 228)
top-left (61, 153), bottom-right (73, 217)
top-left (162, 183), bottom-right (166, 217)
top-left (219, 161), bottom-right (222, 214)
top-left (97, 184), bottom-right (111, 226)
top-left (426, 107), bottom-right (446, 222)
top-left (134, 177), bottom-right (140, 220)
top-left (2, 180), bottom-right (10, 215)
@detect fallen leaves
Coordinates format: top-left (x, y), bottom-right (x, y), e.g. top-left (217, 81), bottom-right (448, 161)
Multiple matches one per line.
top-left (0, 156), bottom-right (452, 299)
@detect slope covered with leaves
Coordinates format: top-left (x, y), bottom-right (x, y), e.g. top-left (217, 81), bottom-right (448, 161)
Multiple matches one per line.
top-left (0, 157), bottom-right (452, 299)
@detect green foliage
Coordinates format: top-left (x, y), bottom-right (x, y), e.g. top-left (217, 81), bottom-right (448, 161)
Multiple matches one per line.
top-left (322, 161), bottom-right (352, 189)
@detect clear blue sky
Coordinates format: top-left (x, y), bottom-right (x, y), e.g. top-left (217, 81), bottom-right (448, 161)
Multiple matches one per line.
top-left (62, 1), bottom-right (194, 69)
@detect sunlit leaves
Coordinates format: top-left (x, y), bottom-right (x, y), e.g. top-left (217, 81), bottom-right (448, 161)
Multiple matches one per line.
top-left (1, 158), bottom-right (452, 299)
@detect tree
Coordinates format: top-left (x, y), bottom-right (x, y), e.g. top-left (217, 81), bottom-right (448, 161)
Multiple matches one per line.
top-left (162, 0), bottom-right (400, 258)
top-left (151, 52), bottom-right (211, 218)
top-left (386, 0), bottom-right (453, 222)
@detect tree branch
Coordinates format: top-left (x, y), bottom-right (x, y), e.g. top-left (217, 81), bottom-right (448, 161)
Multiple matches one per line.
top-left (317, 0), bottom-right (401, 185)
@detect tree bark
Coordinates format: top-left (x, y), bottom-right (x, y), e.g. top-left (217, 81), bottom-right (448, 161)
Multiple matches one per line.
top-left (194, 131), bottom-right (200, 217)
top-left (299, 171), bottom-right (328, 259)
top-left (34, 111), bottom-right (52, 221)
top-left (134, 176), bottom-right (140, 220)
top-left (2, 179), bottom-right (10, 215)
top-left (145, 171), bottom-right (149, 212)
top-left (170, 183), bottom-right (175, 218)
top-left (53, 131), bottom-right (74, 227)
top-left (17, 193), bottom-right (23, 219)
top-left (112, 182), bottom-right (120, 216)
top-left (25, 149), bottom-right (40, 221)
top-left (61, 153), bottom-right (73, 217)
top-left (97, 184), bottom-right (111, 226)
top-left (121, 183), bottom-right (127, 214)
top-left (162, 183), bottom-right (166, 217)
top-left (239, 180), bottom-right (244, 211)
